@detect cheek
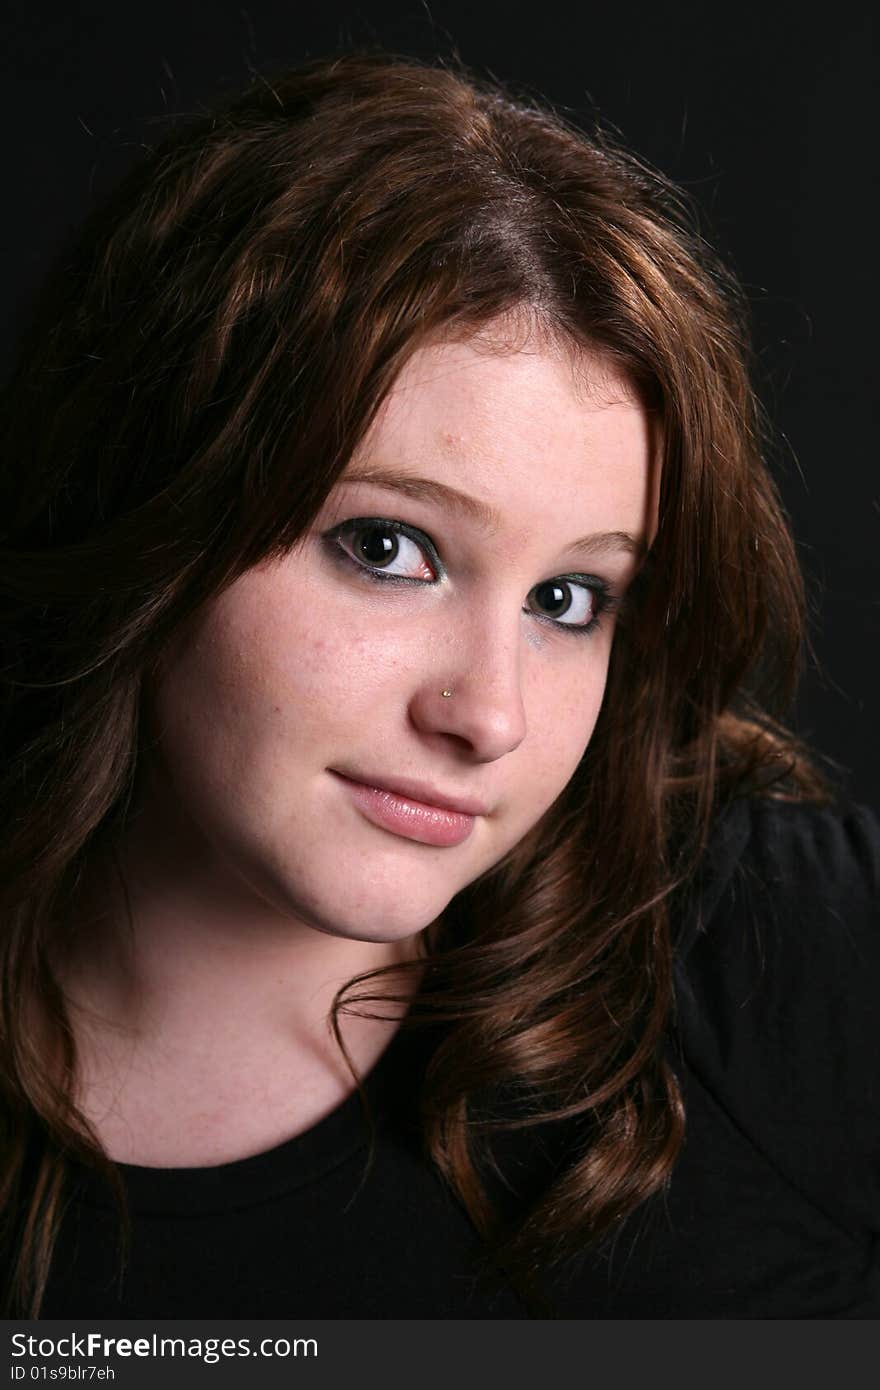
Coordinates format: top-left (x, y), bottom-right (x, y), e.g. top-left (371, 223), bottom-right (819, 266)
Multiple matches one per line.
top-left (149, 578), bottom-right (412, 800)
top-left (517, 653), bottom-right (610, 804)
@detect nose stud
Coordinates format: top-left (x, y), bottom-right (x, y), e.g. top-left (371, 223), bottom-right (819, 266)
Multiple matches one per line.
top-left (441, 687), bottom-right (453, 698)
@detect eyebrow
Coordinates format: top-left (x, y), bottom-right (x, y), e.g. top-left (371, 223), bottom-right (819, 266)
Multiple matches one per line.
top-left (341, 466), bottom-right (648, 561)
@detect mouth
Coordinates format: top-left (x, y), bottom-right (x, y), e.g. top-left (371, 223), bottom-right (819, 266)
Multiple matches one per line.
top-left (329, 770), bottom-right (485, 848)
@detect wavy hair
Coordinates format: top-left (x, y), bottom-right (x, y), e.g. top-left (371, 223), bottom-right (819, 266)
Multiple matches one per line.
top-left (0, 52), bottom-right (829, 1316)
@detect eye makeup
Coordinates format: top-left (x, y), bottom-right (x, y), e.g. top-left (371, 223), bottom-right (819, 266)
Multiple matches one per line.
top-left (322, 517), bottom-right (445, 585)
top-left (320, 514), bottom-right (620, 637)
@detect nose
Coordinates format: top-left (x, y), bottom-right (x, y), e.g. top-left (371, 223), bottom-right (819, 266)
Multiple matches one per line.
top-left (407, 617), bottom-right (528, 763)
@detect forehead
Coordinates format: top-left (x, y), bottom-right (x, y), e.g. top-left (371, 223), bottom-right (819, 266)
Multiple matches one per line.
top-left (375, 330), bottom-right (637, 427)
top-left (349, 334), bottom-right (660, 547)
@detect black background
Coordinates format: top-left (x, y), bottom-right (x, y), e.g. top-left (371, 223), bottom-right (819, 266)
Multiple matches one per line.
top-left (3, 2), bottom-right (876, 806)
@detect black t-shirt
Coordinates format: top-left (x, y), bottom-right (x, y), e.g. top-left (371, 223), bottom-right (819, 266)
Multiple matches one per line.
top-left (39, 794), bottom-right (880, 1318)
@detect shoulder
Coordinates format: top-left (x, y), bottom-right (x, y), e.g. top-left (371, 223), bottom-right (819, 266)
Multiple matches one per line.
top-left (678, 792), bottom-right (879, 976)
top-left (737, 793), bottom-right (879, 910)
top-left (673, 792), bottom-right (880, 1238)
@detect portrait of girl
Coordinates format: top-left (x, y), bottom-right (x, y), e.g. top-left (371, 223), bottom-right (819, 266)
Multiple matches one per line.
top-left (1, 47), bottom-right (877, 1321)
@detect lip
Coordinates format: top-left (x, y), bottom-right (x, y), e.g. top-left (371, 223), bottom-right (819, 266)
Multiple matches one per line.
top-left (333, 771), bottom-right (488, 817)
top-left (329, 770), bottom-right (486, 848)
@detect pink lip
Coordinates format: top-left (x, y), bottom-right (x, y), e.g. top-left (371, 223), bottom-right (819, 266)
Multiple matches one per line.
top-left (330, 771), bottom-right (485, 847)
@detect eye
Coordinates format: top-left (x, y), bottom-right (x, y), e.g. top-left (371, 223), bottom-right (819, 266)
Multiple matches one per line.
top-left (525, 577), bottom-right (608, 632)
top-left (326, 518), bottom-right (440, 583)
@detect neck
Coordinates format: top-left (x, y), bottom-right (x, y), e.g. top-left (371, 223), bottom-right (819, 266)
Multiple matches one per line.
top-left (53, 775), bottom-right (426, 1163)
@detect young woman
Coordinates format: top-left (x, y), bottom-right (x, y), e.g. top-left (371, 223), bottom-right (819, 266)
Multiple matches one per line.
top-left (1, 52), bottom-right (876, 1320)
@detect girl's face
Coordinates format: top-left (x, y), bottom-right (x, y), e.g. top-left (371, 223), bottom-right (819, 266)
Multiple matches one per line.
top-left (145, 334), bottom-right (659, 943)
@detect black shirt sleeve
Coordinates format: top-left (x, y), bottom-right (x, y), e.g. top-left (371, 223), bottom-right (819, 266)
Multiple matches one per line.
top-left (674, 795), bottom-right (880, 1244)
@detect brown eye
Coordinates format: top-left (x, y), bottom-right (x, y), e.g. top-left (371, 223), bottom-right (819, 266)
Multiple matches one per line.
top-left (526, 579), bottom-right (596, 627)
top-left (331, 519), bottom-right (439, 582)
top-left (355, 526), bottom-right (399, 566)
top-left (525, 575), bottom-right (606, 636)
top-left (532, 581), bottom-right (574, 617)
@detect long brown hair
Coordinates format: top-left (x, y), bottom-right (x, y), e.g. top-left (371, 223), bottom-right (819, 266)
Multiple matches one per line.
top-left (0, 51), bottom-right (830, 1316)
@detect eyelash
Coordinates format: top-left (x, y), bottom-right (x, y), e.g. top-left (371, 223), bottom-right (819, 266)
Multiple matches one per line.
top-left (322, 516), bottom-right (619, 638)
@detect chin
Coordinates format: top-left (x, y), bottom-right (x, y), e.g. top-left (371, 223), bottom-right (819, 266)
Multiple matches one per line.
top-left (313, 920), bottom-right (427, 947)
top-left (272, 879), bottom-right (449, 946)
